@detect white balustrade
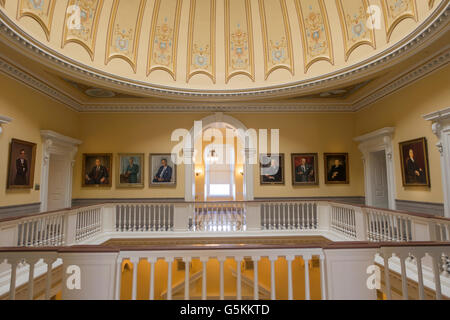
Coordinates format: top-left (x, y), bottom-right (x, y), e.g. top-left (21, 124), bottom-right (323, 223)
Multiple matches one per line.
top-left (115, 203), bottom-right (174, 232)
top-left (192, 202), bottom-right (246, 232)
top-left (1, 200), bottom-right (449, 249)
top-left (1, 244), bottom-right (449, 300)
top-left (330, 204), bottom-right (357, 239)
top-left (261, 202), bottom-right (318, 231)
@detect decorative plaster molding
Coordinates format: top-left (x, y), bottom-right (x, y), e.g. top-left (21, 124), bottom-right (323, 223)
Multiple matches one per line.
top-left (0, 47), bottom-right (448, 113)
top-left (0, 2), bottom-right (448, 100)
top-left (424, 107), bottom-right (450, 218)
top-left (40, 130), bottom-right (83, 147)
top-left (0, 115), bottom-right (12, 135)
top-left (354, 127), bottom-right (395, 143)
top-left (0, 58), bottom-right (81, 111)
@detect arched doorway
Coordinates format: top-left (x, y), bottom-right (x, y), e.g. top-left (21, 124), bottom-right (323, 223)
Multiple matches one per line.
top-left (184, 113), bottom-right (255, 201)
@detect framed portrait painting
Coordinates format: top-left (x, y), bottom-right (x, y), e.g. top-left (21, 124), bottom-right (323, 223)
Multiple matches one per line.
top-left (291, 153), bottom-right (319, 185)
top-left (399, 137), bottom-right (430, 187)
top-left (117, 153), bottom-right (144, 188)
top-left (82, 154), bottom-right (112, 187)
top-left (259, 154), bottom-right (285, 185)
top-left (324, 153), bottom-right (349, 184)
top-left (150, 153), bottom-right (177, 187)
top-left (7, 139), bottom-right (37, 189)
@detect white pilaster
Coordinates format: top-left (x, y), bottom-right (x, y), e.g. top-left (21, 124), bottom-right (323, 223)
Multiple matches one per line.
top-left (424, 108), bottom-right (450, 218)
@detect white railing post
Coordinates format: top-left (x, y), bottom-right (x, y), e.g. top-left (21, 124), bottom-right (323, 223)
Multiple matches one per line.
top-left (218, 257), bottom-right (226, 300)
top-left (60, 250), bottom-right (118, 300)
top-left (286, 255), bottom-right (294, 300)
top-left (252, 256), bottom-right (260, 300)
top-left (323, 248), bottom-right (378, 300)
top-left (246, 202), bottom-right (261, 231)
top-left (317, 202), bottom-right (331, 231)
top-left (174, 203), bottom-right (190, 232)
top-left (269, 256), bottom-right (277, 300)
top-left (354, 207), bottom-right (368, 241)
top-left (303, 254), bottom-right (311, 300)
top-left (0, 221), bottom-right (19, 247)
top-left (65, 209), bottom-right (78, 246)
top-left (102, 204), bottom-right (116, 234)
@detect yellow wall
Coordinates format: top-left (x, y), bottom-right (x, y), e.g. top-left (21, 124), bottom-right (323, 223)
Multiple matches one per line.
top-left (0, 73), bottom-right (80, 207)
top-left (355, 65), bottom-right (450, 204)
top-left (2, 66), bottom-right (448, 207)
top-left (73, 112), bottom-right (364, 200)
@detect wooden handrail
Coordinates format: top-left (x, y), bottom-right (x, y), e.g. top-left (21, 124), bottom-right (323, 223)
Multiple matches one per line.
top-left (0, 241), bottom-right (448, 253)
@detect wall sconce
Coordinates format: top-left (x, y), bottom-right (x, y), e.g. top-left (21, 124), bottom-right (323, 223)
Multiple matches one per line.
top-left (239, 168), bottom-right (244, 176)
top-left (195, 167), bottom-right (203, 176)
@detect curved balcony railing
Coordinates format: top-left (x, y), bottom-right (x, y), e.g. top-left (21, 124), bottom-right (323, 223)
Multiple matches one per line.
top-left (0, 200), bottom-right (449, 248)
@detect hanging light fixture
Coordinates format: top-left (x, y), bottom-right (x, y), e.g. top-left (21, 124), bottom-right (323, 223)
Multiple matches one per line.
top-left (206, 148), bottom-right (219, 163)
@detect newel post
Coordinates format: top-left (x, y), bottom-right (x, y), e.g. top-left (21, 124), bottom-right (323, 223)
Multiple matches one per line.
top-left (354, 207), bottom-right (368, 241)
top-left (317, 202), bottom-right (331, 231)
top-left (60, 249), bottom-right (119, 300)
top-left (102, 204), bottom-right (116, 233)
top-left (174, 202), bottom-right (190, 231)
top-left (65, 209), bottom-right (78, 246)
top-left (246, 202), bottom-right (261, 231)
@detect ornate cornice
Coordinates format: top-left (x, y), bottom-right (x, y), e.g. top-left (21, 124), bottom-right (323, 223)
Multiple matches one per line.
top-left (0, 2), bottom-right (448, 101)
top-left (0, 44), bottom-right (448, 113)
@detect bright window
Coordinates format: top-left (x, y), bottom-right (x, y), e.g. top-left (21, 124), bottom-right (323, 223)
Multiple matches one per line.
top-left (204, 144), bottom-right (235, 199)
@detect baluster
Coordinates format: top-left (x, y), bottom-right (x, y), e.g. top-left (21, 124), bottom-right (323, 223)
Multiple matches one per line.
top-left (269, 256), bottom-right (277, 300)
top-left (27, 259), bottom-right (37, 300)
top-left (166, 258), bottom-right (173, 300)
top-left (184, 257), bottom-right (191, 300)
top-left (131, 258), bottom-right (139, 300)
top-left (45, 258), bottom-right (55, 300)
top-left (383, 253), bottom-right (392, 300)
top-left (286, 256), bottom-right (294, 300)
top-left (8, 260), bottom-right (18, 300)
top-left (399, 253), bottom-right (409, 300)
top-left (218, 257), bottom-right (225, 300)
top-left (252, 256), bottom-right (260, 300)
top-left (319, 256), bottom-right (327, 300)
top-left (431, 252), bottom-right (443, 300)
top-left (24, 221), bottom-right (29, 246)
top-left (201, 257), bottom-right (208, 300)
top-left (304, 255), bottom-right (311, 300)
top-left (416, 255), bottom-right (425, 300)
top-left (236, 257), bottom-right (243, 300)
top-left (30, 220), bottom-right (36, 246)
top-left (149, 257), bottom-right (156, 300)
top-left (261, 204), bottom-right (265, 230)
top-left (115, 258), bottom-right (123, 300)
top-left (399, 218), bottom-right (405, 242)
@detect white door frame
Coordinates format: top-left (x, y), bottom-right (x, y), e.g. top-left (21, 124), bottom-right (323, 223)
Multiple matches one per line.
top-left (424, 107), bottom-right (450, 218)
top-left (40, 130), bottom-right (82, 212)
top-left (184, 113), bottom-right (254, 201)
top-left (354, 127), bottom-right (396, 210)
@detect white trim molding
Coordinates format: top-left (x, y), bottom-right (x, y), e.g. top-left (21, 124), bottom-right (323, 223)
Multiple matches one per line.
top-left (424, 107), bottom-right (450, 218)
top-left (185, 113), bottom-right (254, 201)
top-left (354, 127), bottom-right (397, 210)
top-left (0, 115), bottom-right (12, 135)
top-left (40, 130), bottom-right (82, 212)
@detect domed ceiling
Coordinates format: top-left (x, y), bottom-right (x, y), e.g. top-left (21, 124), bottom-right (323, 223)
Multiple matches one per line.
top-left (0, 0), bottom-right (448, 104)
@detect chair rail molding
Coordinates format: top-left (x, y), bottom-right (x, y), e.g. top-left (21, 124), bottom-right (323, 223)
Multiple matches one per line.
top-left (40, 130), bottom-right (82, 212)
top-left (424, 107), bottom-right (450, 218)
top-left (0, 115), bottom-right (12, 135)
top-left (354, 127), bottom-right (396, 210)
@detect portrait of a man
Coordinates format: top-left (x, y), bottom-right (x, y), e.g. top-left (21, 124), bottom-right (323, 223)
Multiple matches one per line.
top-left (82, 154), bottom-right (112, 187)
top-left (292, 153), bottom-right (318, 185)
top-left (7, 139), bottom-right (36, 189)
top-left (324, 153), bottom-right (349, 184)
top-left (118, 154), bottom-right (144, 188)
top-left (260, 154), bottom-right (285, 185)
top-left (399, 138), bottom-right (430, 187)
top-left (150, 154), bottom-right (177, 186)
